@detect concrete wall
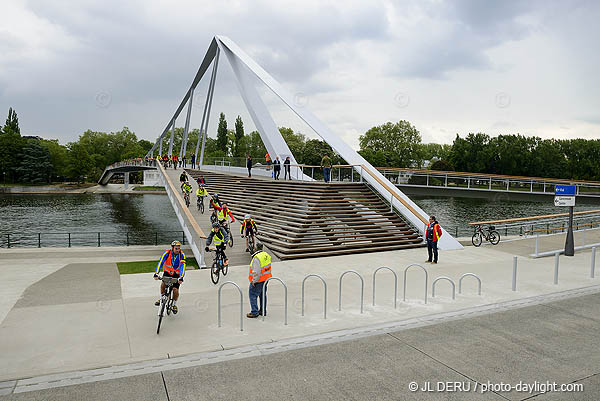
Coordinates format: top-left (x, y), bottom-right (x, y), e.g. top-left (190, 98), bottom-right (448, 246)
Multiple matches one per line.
top-left (143, 170), bottom-right (161, 186)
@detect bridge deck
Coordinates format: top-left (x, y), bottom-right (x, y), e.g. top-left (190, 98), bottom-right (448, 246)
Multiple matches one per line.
top-left (185, 169), bottom-right (423, 260)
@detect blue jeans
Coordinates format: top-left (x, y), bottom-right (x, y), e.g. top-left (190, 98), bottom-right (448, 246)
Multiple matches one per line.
top-left (427, 239), bottom-right (438, 263)
top-left (323, 168), bottom-right (331, 183)
top-left (249, 281), bottom-right (267, 315)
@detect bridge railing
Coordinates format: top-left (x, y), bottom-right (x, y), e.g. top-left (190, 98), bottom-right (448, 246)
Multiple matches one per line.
top-left (0, 230), bottom-right (185, 248)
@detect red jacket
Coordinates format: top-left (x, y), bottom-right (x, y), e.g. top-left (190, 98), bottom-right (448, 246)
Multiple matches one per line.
top-left (426, 222), bottom-right (442, 242)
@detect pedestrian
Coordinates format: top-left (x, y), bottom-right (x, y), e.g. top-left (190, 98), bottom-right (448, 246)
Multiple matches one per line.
top-left (283, 156), bottom-right (291, 180)
top-left (321, 153), bottom-right (332, 183)
top-left (246, 155), bottom-right (253, 177)
top-left (265, 152), bottom-right (272, 177)
top-left (273, 156), bottom-right (281, 180)
top-left (182, 155), bottom-right (187, 168)
top-left (425, 216), bottom-right (442, 264)
top-left (247, 243), bottom-right (272, 318)
top-left (173, 155), bottom-right (178, 170)
top-left (191, 153), bottom-right (196, 169)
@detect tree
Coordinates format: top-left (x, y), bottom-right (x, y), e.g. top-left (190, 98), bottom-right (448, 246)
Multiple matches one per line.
top-left (41, 139), bottom-right (69, 180)
top-left (216, 112), bottom-right (228, 152)
top-left (279, 127), bottom-right (306, 160)
top-left (16, 139), bottom-right (53, 183)
top-left (448, 133), bottom-right (492, 173)
top-left (3, 107), bottom-right (20, 135)
top-left (233, 115), bottom-right (245, 157)
top-left (67, 142), bottom-right (94, 182)
top-left (429, 159), bottom-right (454, 171)
top-left (301, 139), bottom-right (343, 166)
top-left (359, 120), bottom-right (422, 167)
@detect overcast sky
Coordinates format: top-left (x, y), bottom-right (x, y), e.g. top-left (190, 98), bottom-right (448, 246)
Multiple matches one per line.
top-left (1, 0), bottom-right (599, 149)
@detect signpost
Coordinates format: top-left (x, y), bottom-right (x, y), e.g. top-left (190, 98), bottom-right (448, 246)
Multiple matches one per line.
top-left (555, 185), bottom-right (576, 256)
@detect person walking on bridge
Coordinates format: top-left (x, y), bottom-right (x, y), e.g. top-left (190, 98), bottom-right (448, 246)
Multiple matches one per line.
top-left (425, 216), bottom-right (442, 264)
top-left (247, 243), bottom-right (272, 318)
top-left (284, 156), bottom-right (291, 180)
top-left (273, 156), bottom-right (281, 180)
top-left (321, 153), bottom-right (332, 183)
top-left (246, 155), bottom-right (253, 177)
top-left (191, 153), bottom-right (196, 169)
top-left (154, 241), bottom-right (186, 314)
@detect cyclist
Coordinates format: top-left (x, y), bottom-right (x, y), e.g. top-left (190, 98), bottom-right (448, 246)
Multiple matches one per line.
top-left (196, 175), bottom-right (206, 186)
top-left (209, 193), bottom-right (222, 210)
top-left (196, 184), bottom-right (208, 207)
top-left (154, 240), bottom-right (186, 314)
top-left (182, 181), bottom-right (192, 206)
top-left (214, 202), bottom-right (235, 236)
top-left (240, 214), bottom-right (258, 252)
top-left (179, 171), bottom-right (188, 191)
top-left (205, 222), bottom-right (229, 266)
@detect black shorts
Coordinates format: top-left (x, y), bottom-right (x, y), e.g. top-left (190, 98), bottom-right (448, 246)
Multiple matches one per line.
top-left (244, 226), bottom-right (255, 237)
top-left (163, 271), bottom-right (181, 288)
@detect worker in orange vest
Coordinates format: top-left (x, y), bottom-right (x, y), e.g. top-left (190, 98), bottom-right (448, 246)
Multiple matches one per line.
top-left (247, 243), bottom-right (272, 318)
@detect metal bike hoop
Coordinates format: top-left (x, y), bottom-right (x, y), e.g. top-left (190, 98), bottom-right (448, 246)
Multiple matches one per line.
top-left (338, 270), bottom-right (364, 313)
top-left (301, 274), bottom-right (327, 319)
top-left (431, 276), bottom-right (456, 300)
top-left (218, 281), bottom-right (244, 331)
top-left (262, 277), bottom-right (288, 325)
top-left (403, 264), bottom-right (428, 304)
top-left (458, 273), bottom-right (482, 295)
top-left (372, 266), bottom-right (398, 309)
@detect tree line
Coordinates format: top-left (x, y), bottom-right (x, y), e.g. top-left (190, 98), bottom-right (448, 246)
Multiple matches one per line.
top-left (1, 107), bottom-right (599, 184)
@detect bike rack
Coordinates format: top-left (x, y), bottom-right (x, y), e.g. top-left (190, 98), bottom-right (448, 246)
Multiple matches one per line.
top-left (338, 270), bottom-right (364, 313)
top-left (458, 273), bottom-right (482, 295)
top-left (431, 276), bottom-right (456, 300)
top-left (403, 264), bottom-right (428, 304)
top-left (372, 266), bottom-right (397, 308)
top-left (301, 274), bottom-right (327, 319)
top-left (218, 281), bottom-right (244, 331)
top-left (262, 277), bottom-right (288, 325)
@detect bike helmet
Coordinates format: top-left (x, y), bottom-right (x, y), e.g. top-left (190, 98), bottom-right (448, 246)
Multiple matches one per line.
top-left (255, 242), bottom-right (263, 251)
top-left (171, 240), bottom-right (182, 247)
top-left (212, 222), bottom-right (220, 229)
top-left (244, 214), bottom-right (250, 220)
top-left (213, 193), bottom-right (219, 198)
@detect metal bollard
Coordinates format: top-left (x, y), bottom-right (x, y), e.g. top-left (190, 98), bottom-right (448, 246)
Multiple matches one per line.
top-left (262, 277), bottom-right (288, 325)
top-left (512, 256), bottom-right (518, 291)
top-left (338, 270), bottom-right (364, 313)
top-left (372, 267), bottom-right (398, 308)
top-left (301, 274), bottom-right (327, 319)
top-left (431, 277), bottom-right (456, 299)
top-left (535, 232), bottom-right (539, 256)
top-left (554, 252), bottom-right (560, 285)
top-left (217, 281), bottom-right (244, 331)
top-left (458, 273), bottom-right (482, 295)
top-left (591, 247), bottom-right (596, 279)
top-left (403, 264), bottom-right (428, 304)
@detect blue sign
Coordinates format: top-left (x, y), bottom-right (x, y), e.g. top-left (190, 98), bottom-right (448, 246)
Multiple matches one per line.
top-left (555, 185), bottom-right (576, 196)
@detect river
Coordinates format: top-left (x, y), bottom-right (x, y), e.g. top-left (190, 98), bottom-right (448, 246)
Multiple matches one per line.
top-left (0, 193), bottom-right (598, 247)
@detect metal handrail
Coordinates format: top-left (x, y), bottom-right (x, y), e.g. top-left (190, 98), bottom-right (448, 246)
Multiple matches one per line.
top-left (301, 274), bottom-right (327, 319)
top-left (403, 264), bottom-right (428, 304)
top-left (218, 281), bottom-right (244, 331)
top-left (262, 277), bottom-right (288, 325)
top-left (458, 273), bottom-right (482, 295)
top-left (372, 266), bottom-right (398, 308)
top-left (338, 270), bottom-right (364, 313)
top-left (431, 276), bottom-right (456, 300)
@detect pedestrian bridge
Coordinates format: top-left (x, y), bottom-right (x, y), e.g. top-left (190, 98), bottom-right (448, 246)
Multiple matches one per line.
top-left (98, 160), bottom-right (157, 186)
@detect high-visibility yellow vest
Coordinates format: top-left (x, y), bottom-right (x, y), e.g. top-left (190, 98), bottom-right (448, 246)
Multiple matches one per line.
top-left (249, 251), bottom-right (272, 283)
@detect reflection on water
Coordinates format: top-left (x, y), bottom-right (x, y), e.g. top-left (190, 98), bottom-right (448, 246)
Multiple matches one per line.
top-left (412, 196), bottom-right (600, 236)
top-left (0, 193), bottom-right (181, 247)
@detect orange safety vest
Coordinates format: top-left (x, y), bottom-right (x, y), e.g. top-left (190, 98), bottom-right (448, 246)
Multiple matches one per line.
top-left (426, 222), bottom-right (442, 242)
top-left (265, 153), bottom-right (271, 162)
top-left (248, 251), bottom-right (272, 283)
top-left (163, 250), bottom-right (185, 275)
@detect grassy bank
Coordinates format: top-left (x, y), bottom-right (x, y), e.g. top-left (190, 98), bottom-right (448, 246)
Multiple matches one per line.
top-left (117, 257), bottom-right (200, 274)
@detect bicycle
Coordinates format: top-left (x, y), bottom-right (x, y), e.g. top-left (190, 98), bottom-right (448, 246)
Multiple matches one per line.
top-left (156, 276), bottom-right (179, 334)
top-left (207, 248), bottom-right (228, 284)
top-left (472, 225), bottom-right (500, 247)
top-left (224, 220), bottom-right (234, 247)
top-left (197, 196), bottom-right (205, 213)
top-left (242, 232), bottom-right (257, 253)
top-left (184, 192), bottom-right (190, 208)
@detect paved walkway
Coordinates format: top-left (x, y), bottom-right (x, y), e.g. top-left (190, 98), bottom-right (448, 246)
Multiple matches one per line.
top-left (2, 289), bottom-right (598, 400)
top-left (0, 241), bottom-right (598, 383)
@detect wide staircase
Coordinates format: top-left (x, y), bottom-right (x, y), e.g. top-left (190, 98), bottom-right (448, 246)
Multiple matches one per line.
top-left (187, 170), bottom-right (424, 260)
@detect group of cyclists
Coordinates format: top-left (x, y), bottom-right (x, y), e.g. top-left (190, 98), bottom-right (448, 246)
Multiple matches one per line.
top-left (153, 170), bottom-right (261, 318)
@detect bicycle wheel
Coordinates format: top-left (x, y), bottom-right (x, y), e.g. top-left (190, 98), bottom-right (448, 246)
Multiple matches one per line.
top-left (157, 300), bottom-right (166, 334)
top-left (472, 232), bottom-right (482, 247)
top-left (228, 227), bottom-right (234, 247)
top-left (489, 231), bottom-right (500, 245)
top-left (211, 261), bottom-right (220, 284)
top-left (200, 201), bottom-right (204, 214)
top-left (249, 235), bottom-right (255, 253)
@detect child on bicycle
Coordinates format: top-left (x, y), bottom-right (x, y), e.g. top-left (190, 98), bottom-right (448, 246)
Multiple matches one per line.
top-left (240, 214), bottom-right (258, 252)
top-left (205, 222), bottom-right (229, 266)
